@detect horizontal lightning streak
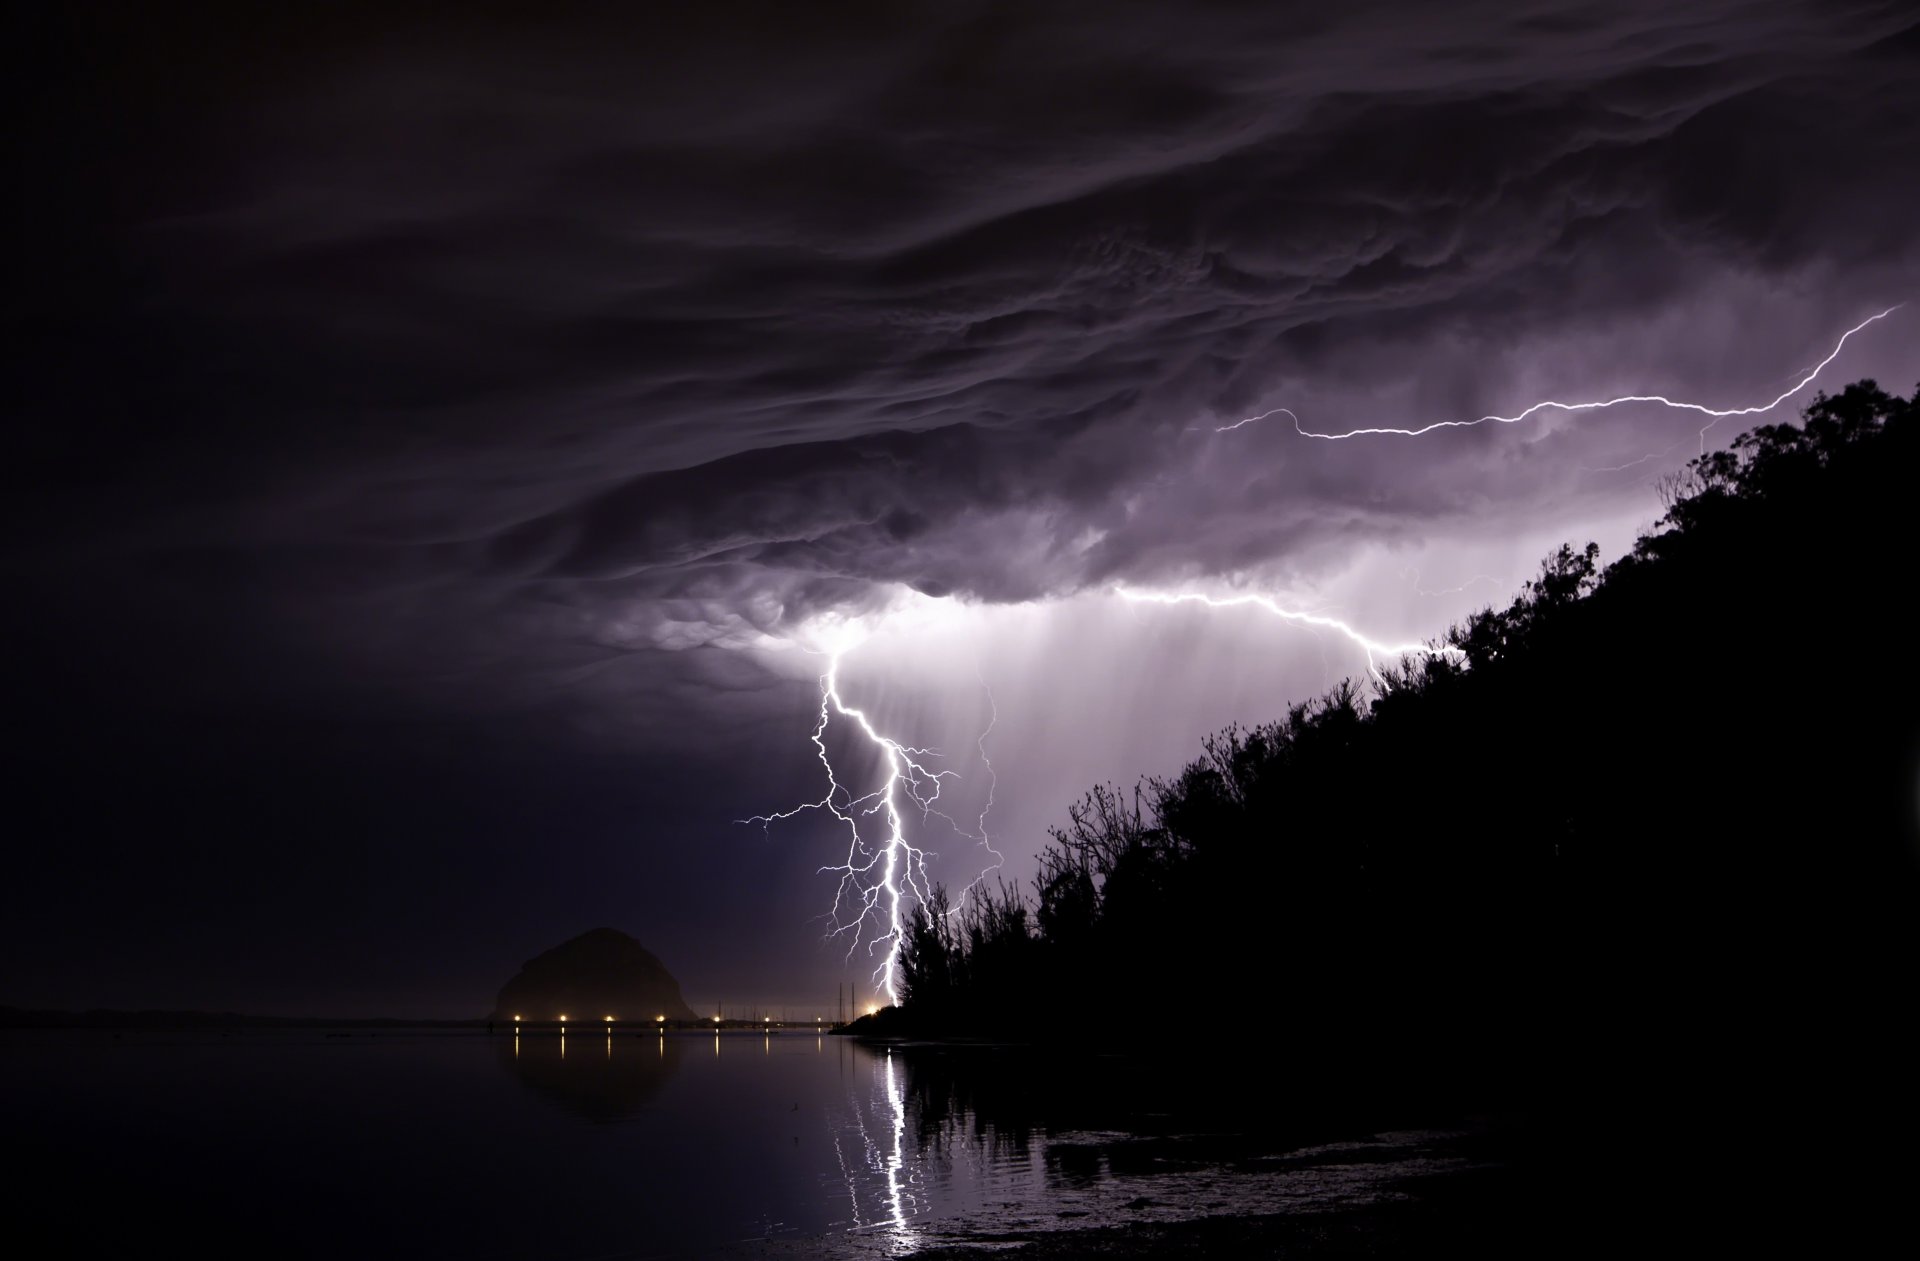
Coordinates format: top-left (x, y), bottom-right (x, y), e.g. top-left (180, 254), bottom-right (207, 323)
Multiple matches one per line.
top-left (1222, 306), bottom-right (1901, 441)
top-left (1114, 586), bottom-right (1463, 676)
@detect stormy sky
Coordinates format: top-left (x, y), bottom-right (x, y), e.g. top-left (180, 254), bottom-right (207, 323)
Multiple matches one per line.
top-left (8, 1), bottom-right (1918, 1017)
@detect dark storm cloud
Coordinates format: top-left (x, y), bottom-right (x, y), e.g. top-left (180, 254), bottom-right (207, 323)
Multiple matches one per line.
top-left (10, 0), bottom-right (1920, 1016)
top-left (12, 0), bottom-right (1920, 729)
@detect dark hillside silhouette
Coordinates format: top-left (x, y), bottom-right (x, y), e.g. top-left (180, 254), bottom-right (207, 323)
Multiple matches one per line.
top-left (888, 382), bottom-right (1920, 1251)
top-left (898, 381), bottom-right (1918, 1086)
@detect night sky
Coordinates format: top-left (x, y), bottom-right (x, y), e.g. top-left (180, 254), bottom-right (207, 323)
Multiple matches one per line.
top-left (9, 2), bottom-right (1918, 1017)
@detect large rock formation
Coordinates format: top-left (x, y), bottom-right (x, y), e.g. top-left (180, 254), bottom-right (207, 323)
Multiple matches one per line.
top-left (491, 927), bottom-right (698, 1022)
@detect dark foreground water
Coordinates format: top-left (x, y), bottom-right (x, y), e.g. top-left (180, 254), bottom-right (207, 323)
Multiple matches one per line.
top-left (3, 1028), bottom-right (1491, 1258)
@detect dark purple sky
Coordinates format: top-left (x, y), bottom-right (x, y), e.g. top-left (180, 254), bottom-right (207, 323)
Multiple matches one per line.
top-left (8, 1), bottom-right (1918, 1017)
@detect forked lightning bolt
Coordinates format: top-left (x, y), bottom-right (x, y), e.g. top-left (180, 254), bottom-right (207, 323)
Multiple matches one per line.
top-left (742, 640), bottom-right (998, 1007)
top-left (1222, 305), bottom-right (1901, 441)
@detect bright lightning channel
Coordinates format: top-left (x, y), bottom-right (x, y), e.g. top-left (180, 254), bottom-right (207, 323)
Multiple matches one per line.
top-left (1114, 586), bottom-right (1464, 678)
top-left (742, 622), bottom-right (998, 1008)
top-left (1222, 305), bottom-right (1901, 442)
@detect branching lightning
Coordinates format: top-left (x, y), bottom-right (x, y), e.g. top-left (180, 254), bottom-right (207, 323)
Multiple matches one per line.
top-left (743, 631), bottom-right (1000, 1007)
top-left (948, 680), bottom-right (1003, 905)
top-left (1577, 441), bottom-right (1686, 475)
top-left (1223, 306), bottom-right (1900, 442)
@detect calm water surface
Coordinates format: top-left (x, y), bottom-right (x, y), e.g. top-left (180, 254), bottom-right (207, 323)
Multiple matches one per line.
top-left (4, 1028), bottom-right (1478, 1258)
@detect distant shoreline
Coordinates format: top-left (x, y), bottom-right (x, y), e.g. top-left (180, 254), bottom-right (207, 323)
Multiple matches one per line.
top-left (0, 1008), bottom-right (854, 1032)
top-left (0, 1007), bottom-right (486, 1030)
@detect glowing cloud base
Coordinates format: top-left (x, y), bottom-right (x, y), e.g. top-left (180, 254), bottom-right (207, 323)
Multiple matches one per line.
top-left (744, 303), bottom-right (1901, 1006)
